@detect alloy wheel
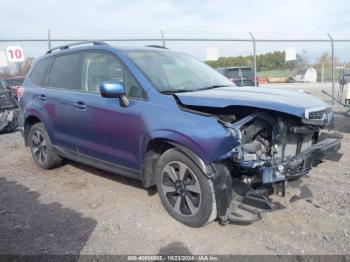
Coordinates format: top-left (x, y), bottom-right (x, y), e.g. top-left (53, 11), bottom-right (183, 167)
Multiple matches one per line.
top-left (161, 161), bottom-right (202, 216)
top-left (31, 130), bottom-right (47, 164)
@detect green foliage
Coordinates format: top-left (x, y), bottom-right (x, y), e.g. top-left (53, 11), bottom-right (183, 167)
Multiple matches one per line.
top-left (313, 52), bottom-right (339, 81)
top-left (206, 55), bottom-right (254, 68)
top-left (205, 50), bottom-right (308, 73)
top-left (257, 69), bottom-right (296, 78)
top-left (15, 57), bottom-right (35, 76)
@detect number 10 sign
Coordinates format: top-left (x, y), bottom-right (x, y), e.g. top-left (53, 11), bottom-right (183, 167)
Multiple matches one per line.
top-left (6, 46), bottom-right (24, 62)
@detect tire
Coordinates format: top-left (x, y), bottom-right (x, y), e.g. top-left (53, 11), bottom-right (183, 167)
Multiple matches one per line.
top-left (29, 122), bottom-right (63, 169)
top-left (155, 148), bottom-right (216, 227)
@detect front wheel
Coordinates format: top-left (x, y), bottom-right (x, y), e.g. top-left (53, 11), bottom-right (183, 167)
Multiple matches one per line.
top-left (155, 148), bottom-right (216, 227)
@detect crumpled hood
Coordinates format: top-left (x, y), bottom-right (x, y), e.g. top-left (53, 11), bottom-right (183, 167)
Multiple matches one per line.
top-left (174, 86), bottom-right (329, 118)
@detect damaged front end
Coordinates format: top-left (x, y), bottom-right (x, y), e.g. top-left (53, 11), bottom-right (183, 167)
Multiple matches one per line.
top-left (210, 109), bottom-right (342, 224)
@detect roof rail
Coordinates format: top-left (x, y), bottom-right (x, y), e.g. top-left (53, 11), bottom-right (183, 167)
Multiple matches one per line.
top-left (145, 45), bottom-right (168, 49)
top-left (45, 41), bottom-right (108, 54)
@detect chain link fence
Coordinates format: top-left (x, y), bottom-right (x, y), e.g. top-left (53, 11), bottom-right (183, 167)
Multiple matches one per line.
top-left (1, 30), bottom-right (350, 107)
top-left (0, 77), bottom-right (23, 133)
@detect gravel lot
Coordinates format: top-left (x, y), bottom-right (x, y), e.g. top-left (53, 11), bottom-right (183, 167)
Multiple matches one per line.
top-left (0, 83), bottom-right (349, 255)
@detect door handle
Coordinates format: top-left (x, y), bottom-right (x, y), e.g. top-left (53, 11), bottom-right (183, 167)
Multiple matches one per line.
top-left (38, 94), bottom-right (46, 101)
top-left (74, 101), bottom-right (87, 110)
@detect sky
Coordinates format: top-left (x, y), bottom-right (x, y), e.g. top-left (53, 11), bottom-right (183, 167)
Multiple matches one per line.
top-left (1, 0), bottom-right (350, 60)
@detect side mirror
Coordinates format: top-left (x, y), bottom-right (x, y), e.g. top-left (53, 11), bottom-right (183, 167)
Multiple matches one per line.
top-left (100, 80), bottom-right (129, 107)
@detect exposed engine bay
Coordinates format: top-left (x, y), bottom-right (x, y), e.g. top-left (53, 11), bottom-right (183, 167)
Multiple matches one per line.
top-left (180, 104), bottom-right (343, 224)
top-left (220, 109), bottom-right (342, 223)
top-left (219, 109), bottom-right (341, 185)
top-left (222, 112), bottom-right (320, 184)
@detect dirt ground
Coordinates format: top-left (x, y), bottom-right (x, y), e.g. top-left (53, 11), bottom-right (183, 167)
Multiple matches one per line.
top-left (0, 83), bottom-right (349, 255)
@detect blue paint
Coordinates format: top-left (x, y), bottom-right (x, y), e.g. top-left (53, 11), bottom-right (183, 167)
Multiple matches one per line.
top-left (20, 44), bottom-right (329, 176)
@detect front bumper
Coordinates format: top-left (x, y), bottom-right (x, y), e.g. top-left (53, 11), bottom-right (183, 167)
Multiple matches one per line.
top-left (261, 131), bottom-right (342, 184)
top-left (213, 131), bottom-right (342, 224)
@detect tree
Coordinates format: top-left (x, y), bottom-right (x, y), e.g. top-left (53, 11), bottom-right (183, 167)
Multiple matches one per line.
top-left (15, 57), bottom-right (35, 76)
top-left (205, 50), bottom-right (307, 72)
top-left (313, 52), bottom-right (338, 82)
top-left (0, 67), bottom-right (11, 78)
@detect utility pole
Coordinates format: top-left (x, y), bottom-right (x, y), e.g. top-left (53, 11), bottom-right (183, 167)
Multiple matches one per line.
top-left (327, 33), bottom-right (335, 105)
top-left (160, 30), bottom-right (166, 48)
top-left (47, 29), bottom-right (51, 50)
top-left (249, 32), bottom-right (257, 87)
top-left (321, 64), bottom-right (324, 83)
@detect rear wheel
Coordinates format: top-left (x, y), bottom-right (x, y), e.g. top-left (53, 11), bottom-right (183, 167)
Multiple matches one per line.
top-left (29, 122), bottom-right (63, 169)
top-left (156, 148), bottom-right (216, 227)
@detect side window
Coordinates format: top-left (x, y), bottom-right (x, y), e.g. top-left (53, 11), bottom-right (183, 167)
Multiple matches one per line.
top-left (48, 53), bottom-right (81, 90)
top-left (30, 58), bottom-right (53, 86)
top-left (125, 68), bottom-right (144, 99)
top-left (81, 52), bottom-right (144, 98)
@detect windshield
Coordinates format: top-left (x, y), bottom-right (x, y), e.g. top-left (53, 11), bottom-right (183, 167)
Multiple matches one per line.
top-left (125, 50), bottom-right (232, 93)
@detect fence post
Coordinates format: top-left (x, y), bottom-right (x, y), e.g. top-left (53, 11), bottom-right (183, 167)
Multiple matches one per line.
top-left (47, 29), bottom-right (51, 50)
top-left (327, 33), bottom-right (335, 105)
top-left (249, 32), bottom-right (257, 86)
top-left (321, 64), bottom-right (324, 82)
top-left (160, 30), bottom-right (166, 48)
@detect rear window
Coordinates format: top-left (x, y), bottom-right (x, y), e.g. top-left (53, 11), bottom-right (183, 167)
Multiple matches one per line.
top-left (48, 53), bottom-right (81, 90)
top-left (241, 68), bottom-right (253, 78)
top-left (30, 58), bottom-right (53, 86)
top-left (225, 69), bottom-right (240, 79)
top-left (225, 68), bottom-right (253, 79)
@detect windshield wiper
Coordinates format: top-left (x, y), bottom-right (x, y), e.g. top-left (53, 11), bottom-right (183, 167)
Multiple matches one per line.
top-left (195, 85), bottom-right (232, 91)
top-left (161, 85), bottom-right (232, 94)
top-left (160, 89), bottom-right (194, 94)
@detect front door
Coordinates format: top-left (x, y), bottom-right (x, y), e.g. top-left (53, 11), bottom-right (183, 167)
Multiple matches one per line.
top-left (73, 51), bottom-right (146, 173)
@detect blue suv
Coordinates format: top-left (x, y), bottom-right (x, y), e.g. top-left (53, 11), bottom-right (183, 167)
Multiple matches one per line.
top-left (20, 41), bottom-right (342, 227)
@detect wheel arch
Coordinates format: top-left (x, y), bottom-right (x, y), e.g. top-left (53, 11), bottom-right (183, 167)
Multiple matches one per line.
top-left (141, 136), bottom-right (216, 188)
top-left (23, 113), bottom-right (42, 146)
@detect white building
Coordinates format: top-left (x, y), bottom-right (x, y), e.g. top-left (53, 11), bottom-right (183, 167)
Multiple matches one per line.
top-left (295, 68), bottom-right (317, 83)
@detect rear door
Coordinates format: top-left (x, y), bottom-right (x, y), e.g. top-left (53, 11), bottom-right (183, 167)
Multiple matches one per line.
top-left (45, 52), bottom-right (82, 155)
top-left (27, 57), bottom-right (55, 134)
